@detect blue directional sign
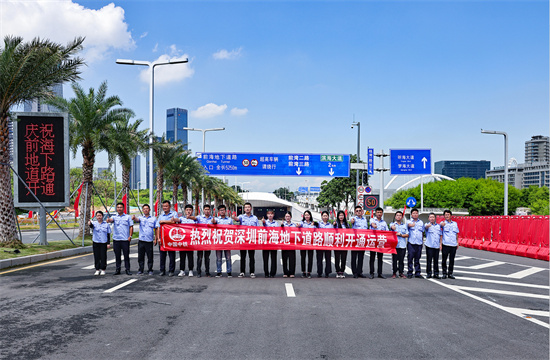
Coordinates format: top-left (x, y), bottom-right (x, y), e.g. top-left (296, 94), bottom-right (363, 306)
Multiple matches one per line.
top-left (406, 197), bottom-right (417, 208)
top-left (367, 148), bottom-right (374, 175)
top-left (196, 153), bottom-right (350, 177)
top-left (309, 187), bottom-right (321, 192)
top-left (298, 187), bottom-right (308, 193)
top-left (390, 149), bottom-right (431, 175)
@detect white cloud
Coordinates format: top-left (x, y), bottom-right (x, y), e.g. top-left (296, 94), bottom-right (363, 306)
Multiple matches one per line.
top-left (139, 32), bottom-right (148, 39)
top-left (230, 107), bottom-right (248, 116)
top-left (190, 103), bottom-right (228, 119)
top-left (152, 43), bottom-right (158, 52)
top-left (0, 0), bottom-right (135, 62)
top-left (139, 45), bottom-right (194, 86)
top-left (212, 47), bottom-right (243, 60)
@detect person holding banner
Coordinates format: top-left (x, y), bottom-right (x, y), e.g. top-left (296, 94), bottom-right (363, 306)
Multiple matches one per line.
top-left (407, 208), bottom-right (424, 279)
top-left (176, 204), bottom-right (196, 277)
top-left (298, 210), bottom-right (316, 278)
top-left (106, 203), bottom-right (134, 275)
top-left (350, 206), bottom-right (368, 279)
top-left (281, 211), bottom-right (296, 278)
top-left (424, 212), bottom-right (442, 279)
top-left (333, 210), bottom-right (349, 279)
top-left (369, 207), bottom-right (388, 279)
top-left (316, 211), bottom-right (333, 278)
top-left (132, 204), bottom-right (157, 276)
top-left (390, 211), bottom-right (408, 279)
top-left (89, 211), bottom-right (111, 276)
top-left (261, 209), bottom-right (278, 278)
top-left (233, 202), bottom-right (259, 278)
top-left (212, 204), bottom-right (233, 278)
top-left (156, 200), bottom-right (178, 276)
top-left (194, 204), bottom-right (214, 278)
top-left (440, 209), bottom-right (459, 279)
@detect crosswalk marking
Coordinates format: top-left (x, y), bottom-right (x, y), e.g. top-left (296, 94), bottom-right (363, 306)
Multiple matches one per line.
top-left (103, 279), bottom-right (138, 293)
top-left (454, 286), bottom-right (549, 300)
top-left (468, 261), bottom-right (505, 270)
top-left (508, 267), bottom-right (545, 279)
top-left (456, 277), bottom-right (549, 290)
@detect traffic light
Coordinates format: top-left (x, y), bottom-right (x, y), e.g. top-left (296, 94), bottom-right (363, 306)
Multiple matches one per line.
top-left (362, 171), bottom-right (369, 185)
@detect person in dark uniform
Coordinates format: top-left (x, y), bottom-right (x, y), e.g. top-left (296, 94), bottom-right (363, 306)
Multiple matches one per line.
top-left (369, 207), bottom-right (388, 279)
top-left (156, 200), bottom-right (178, 276)
top-left (317, 211), bottom-right (333, 278)
top-left (106, 203), bottom-right (133, 275)
top-left (281, 211), bottom-right (297, 278)
top-left (350, 206), bottom-right (368, 278)
top-left (262, 209), bottom-right (278, 278)
top-left (132, 204), bottom-right (157, 275)
top-left (89, 211), bottom-right (111, 276)
top-left (298, 210), bottom-right (316, 278)
top-left (333, 210), bottom-right (349, 279)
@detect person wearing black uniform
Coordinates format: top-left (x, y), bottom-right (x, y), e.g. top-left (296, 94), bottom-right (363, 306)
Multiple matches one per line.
top-left (333, 210), bottom-right (349, 279)
top-left (262, 209), bottom-right (278, 278)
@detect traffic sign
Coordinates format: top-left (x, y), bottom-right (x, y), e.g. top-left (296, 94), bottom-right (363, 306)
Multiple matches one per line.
top-left (196, 153), bottom-right (350, 177)
top-left (298, 187), bottom-right (308, 193)
top-left (364, 195), bottom-right (380, 210)
top-left (364, 186), bottom-right (372, 194)
top-left (309, 187), bottom-right (321, 192)
top-left (390, 149), bottom-right (431, 175)
top-left (406, 197), bottom-right (417, 208)
top-left (367, 148), bottom-right (374, 175)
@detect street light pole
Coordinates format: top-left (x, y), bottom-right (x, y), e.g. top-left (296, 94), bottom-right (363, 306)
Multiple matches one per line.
top-left (481, 129), bottom-right (508, 215)
top-left (351, 120), bottom-right (360, 208)
top-left (116, 58), bottom-right (189, 207)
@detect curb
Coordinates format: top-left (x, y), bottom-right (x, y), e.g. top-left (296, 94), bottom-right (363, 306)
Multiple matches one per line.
top-left (0, 239), bottom-right (139, 270)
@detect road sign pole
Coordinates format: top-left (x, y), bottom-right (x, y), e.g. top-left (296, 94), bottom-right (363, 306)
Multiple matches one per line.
top-left (421, 175), bottom-right (424, 213)
top-left (379, 151), bottom-right (384, 208)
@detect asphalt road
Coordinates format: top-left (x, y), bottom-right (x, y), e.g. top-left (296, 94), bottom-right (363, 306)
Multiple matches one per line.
top-left (1, 246), bottom-right (548, 360)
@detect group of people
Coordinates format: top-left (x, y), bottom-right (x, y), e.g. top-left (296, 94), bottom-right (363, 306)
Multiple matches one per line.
top-left (89, 201), bottom-right (460, 280)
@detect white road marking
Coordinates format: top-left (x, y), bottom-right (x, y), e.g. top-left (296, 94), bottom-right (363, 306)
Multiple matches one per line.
top-left (285, 283), bottom-right (296, 297)
top-left (428, 279), bottom-right (550, 329)
top-left (468, 261), bottom-right (506, 269)
top-left (504, 307), bottom-right (549, 318)
top-left (455, 277), bottom-right (550, 289)
top-left (454, 286), bottom-right (549, 300)
top-left (508, 267), bottom-right (546, 279)
top-left (221, 254), bottom-right (240, 273)
top-left (103, 279), bottom-right (138, 293)
top-left (453, 269), bottom-right (540, 279)
top-left (330, 257), bottom-right (353, 275)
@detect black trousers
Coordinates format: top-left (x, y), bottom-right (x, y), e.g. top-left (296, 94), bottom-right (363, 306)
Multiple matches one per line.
top-left (93, 242), bottom-right (108, 270)
top-left (392, 248), bottom-right (406, 275)
top-left (281, 250), bottom-right (296, 276)
top-left (197, 251), bottom-right (211, 274)
top-left (407, 243), bottom-right (423, 276)
top-left (240, 250), bottom-right (255, 274)
top-left (316, 250), bottom-right (332, 276)
top-left (137, 240), bottom-right (154, 272)
top-left (334, 250), bottom-right (347, 273)
top-left (369, 251), bottom-right (384, 275)
top-left (113, 240), bottom-right (130, 271)
top-left (426, 247), bottom-right (440, 276)
top-left (300, 249), bottom-right (314, 273)
top-left (179, 251), bottom-right (194, 271)
top-left (442, 245), bottom-right (457, 275)
top-left (262, 250), bottom-right (277, 277)
top-left (350, 250), bottom-right (364, 276)
top-left (159, 248), bottom-right (176, 273)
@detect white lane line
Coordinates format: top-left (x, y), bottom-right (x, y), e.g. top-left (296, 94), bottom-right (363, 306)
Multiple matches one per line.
top-left (221, 254), bottom-right (240, 273)
top-left (453, 269), bottom-right (538, 279)
top-left (504, 307), bottom-right (549, 318)
top-left (456, 277), bottom-right (550, 289)
top-left (82, 253), bottom-right (139, 270)
top-left (428, 279), bottom-right (549, 329)
top-left (103, 279), bottom-right (138, 293)
top-left (468, 261), bottom-right (506, 270)
top-left (508, 267), bottom-right (545, 279)
top-left (330, 257), bottom-right (353, 275)
top-left (285, 283), bottom-right (296, 297)
top-left (454, 286), bottom-right (549, 300)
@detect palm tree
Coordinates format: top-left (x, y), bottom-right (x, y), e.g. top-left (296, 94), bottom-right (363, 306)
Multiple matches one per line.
top-left (151, 136), bottom-right (186, 211)
top-left (104, 114), bottom-right (149, 211)
top-left (0, 35), bottom-right (84, 244)
top-left (165, 150), bottom-right (203, 209)
top-left (47, 81), bottom-right (134, 236)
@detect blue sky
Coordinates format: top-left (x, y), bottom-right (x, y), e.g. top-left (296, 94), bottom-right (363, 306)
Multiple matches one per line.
top-left (2, 0), bottom-right (548, 192)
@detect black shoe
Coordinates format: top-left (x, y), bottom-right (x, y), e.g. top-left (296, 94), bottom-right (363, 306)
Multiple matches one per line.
top-left (148, 271), bottom-right (154, 275)
top-left (307, 273), bottom-right (312, 279)
top-left (378, 274), bottom-right (386, 279)
top-left (325, 274), bottom-right (329, 278)
top-left (160, 271), bottom-right (166, 276)
top-left (353, 274), bottom-right (358, 279)
top-left (368, 274), bottom-right (374, 279)
top-left (301, 272), bottom-right (306, 278)
top-left (358, 274), bottom-right (367, 278)
top-left (168, 272), bottom-right (174, 277)
top-left (318, 274), bottom-right (323, 278)
top-left (216, 273), bottom-right (222, 278)
top-left (206, 272), bottom-right (211, 277)
top-left (113, 270), bottom-right (121, 275)
top-left (125, 270), bottom-right (132, 276)
top-left (137, 271), bottom-right (144, 275)
top-left (415, 275), bottom-right (424, 279)
top-left (426, 275), bottom-right (432, 279)
top-left (407, 275), bottom-right (413, 279)
top-left (442, 274), bottom-right (447, 279)
top-left (433, 275), bottom-right (441, 279)
top-left (197, 272), bottom-right (202, 278)
top-left (448, 274), bottom-right (455, 279)
top-left (228, 273), bottom-right (233, 278)
top-left (265, 275), bottom-right (270, 278)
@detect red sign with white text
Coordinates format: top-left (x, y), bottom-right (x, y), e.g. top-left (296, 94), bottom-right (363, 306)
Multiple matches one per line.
top-left (160, 224), bottom-right (397, 253)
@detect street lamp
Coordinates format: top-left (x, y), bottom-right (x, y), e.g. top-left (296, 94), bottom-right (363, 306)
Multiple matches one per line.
top-left (481, 129), bottom-right (508, 215)
top-left (116, 57), bottom-right (189, 207)
top-left (136, 181), bottom-right (142, 208)
top-left (236, 181), bottom-right (250, 214)
top-left (351, 120), bottom-right (360, 207)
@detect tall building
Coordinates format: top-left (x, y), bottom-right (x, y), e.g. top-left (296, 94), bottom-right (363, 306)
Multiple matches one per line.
top-left (24, 83), bottom-right (63, 112)
top-left (434, 160), bottom-right (490, 180)
top-left (525, 135), bottom-right (549, 164)
top-left (96, 167), bottom-right (110, 180)
top-left (166, 108), bottom-right (188, 149)
top-left (129, 155), bottom-right (141, 190)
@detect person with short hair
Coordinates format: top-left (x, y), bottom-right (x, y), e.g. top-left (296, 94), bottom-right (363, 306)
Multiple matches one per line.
top-left (261, 209), bottom-right (278, 278)
top-left (281, 211), bottom-right (296, 278)
top-left (316, 211), bottom-right (333, 278)
top-left (132, 204), bottom-right (157, 275)
top-left (232, 202), bottom-right (259, 278)
top-left (407, 208), bottom-right (424, 279)
top-left (369, 207), bottom-right (388, 279)
top-left (192, 204), bottom-right (214, 277)
top-left (156, 200), bottom-right (178, 276)
top-left (298, 210), bottom-right (316, 278)
top-left (106, 203), bottom-right (134, 275)
top-left (89, 211), bottom-right (111, 276)
top-left (424, 212), bottom-right (442, 279)
top-left (176, 204), bottom-right (196, 277)
top-left (333, 210), bottom-right (349, 279)
top-left (440, 210), bottom-right (459, 279)
top-left (350, 205), bottom-right (368, 278)
top-left (390, 211), bottom-right (408, 279)
top-left (212, 204), bottom-right (233, 278)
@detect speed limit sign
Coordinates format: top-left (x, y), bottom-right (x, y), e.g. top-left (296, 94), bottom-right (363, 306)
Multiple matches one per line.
top-left (363, 195), bottom-right (380, 210)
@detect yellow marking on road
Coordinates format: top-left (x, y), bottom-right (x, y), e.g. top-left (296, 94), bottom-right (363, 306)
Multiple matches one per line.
top-left (0, 253), bottom-right (92, 275)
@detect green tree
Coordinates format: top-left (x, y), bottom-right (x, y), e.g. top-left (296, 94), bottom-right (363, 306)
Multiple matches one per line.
top-left (0, 35), bottom-right (84, 244)
top-left (316, 154), bottom-right (362, 210)
top-left (151, 136), bottom-right (186, 210)
top-left (274, 187), bottom-right (292, 201)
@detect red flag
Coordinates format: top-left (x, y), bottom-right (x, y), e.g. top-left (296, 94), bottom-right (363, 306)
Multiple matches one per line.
top-left (28, 211), bottom-right (33, 219)
top-left (74, 183), bottom-right (83, 217)
top-left (174, 203), bottom-right (178, 212)
top-left (154, 199), bottom-right (159, 216)
top-left (122, 193), bottom-right (128, 213)
top-left (345, 209), bottom-right (348, 218)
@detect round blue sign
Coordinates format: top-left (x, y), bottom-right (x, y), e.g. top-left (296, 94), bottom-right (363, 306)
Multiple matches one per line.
top-left (365, 186), bottom-right (372, 194)
top-left (406, 197), bottom-right (417, 208)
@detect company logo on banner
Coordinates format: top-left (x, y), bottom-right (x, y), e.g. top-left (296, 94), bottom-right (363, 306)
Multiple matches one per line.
top-left (161, 223), bottom-right (397, 253)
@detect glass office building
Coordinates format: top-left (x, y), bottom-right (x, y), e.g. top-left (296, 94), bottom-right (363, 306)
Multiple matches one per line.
top-left (129, 155), bottom-right (141, 190)
top-left (434, 160), bottom-right (490, 179)
top-left (166, 108), bottom-right (188, 149)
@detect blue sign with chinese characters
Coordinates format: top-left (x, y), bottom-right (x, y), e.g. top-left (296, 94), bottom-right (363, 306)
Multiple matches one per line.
top-left (406, 197), bottom-right (417, 208)
top-left (298, 187), bottom-right (308, 193)
top-left (309, 187), bottom-right (321, 192)
top-left (196, 153), bottom-right (350, 177)
top-left (390, 149), bottom-right (431, 175)
top-left (367, 148), bottom-right (374, 175)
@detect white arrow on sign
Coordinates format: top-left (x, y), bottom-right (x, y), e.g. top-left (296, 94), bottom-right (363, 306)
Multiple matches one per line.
top-left (421, 157), bottom-right (428, 169)
top-left (329, 168), bottom-right (334, 176)
top-left (296, 167), bottom-right (302, 175)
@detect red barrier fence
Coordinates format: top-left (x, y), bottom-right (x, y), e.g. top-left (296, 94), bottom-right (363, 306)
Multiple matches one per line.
top-left (455, 215), bottom-right (549, 261)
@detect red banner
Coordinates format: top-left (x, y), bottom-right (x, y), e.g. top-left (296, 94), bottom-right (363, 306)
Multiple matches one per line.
top-left (160, 223), bottom-right (398, 253)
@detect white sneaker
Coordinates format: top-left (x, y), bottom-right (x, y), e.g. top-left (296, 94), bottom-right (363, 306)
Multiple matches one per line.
top-left (94, 270), bottom-right (100, 276)
top-left (188, 271), bottom-right (194, 277)
top-left (250, 273), bottom-right (256, 278)
top-left (100, 270), bottom-right (106, 276)
top-left (178, 270), bottom-right (185, 277)
top-left (238, 272), bottom-right (245, 278)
